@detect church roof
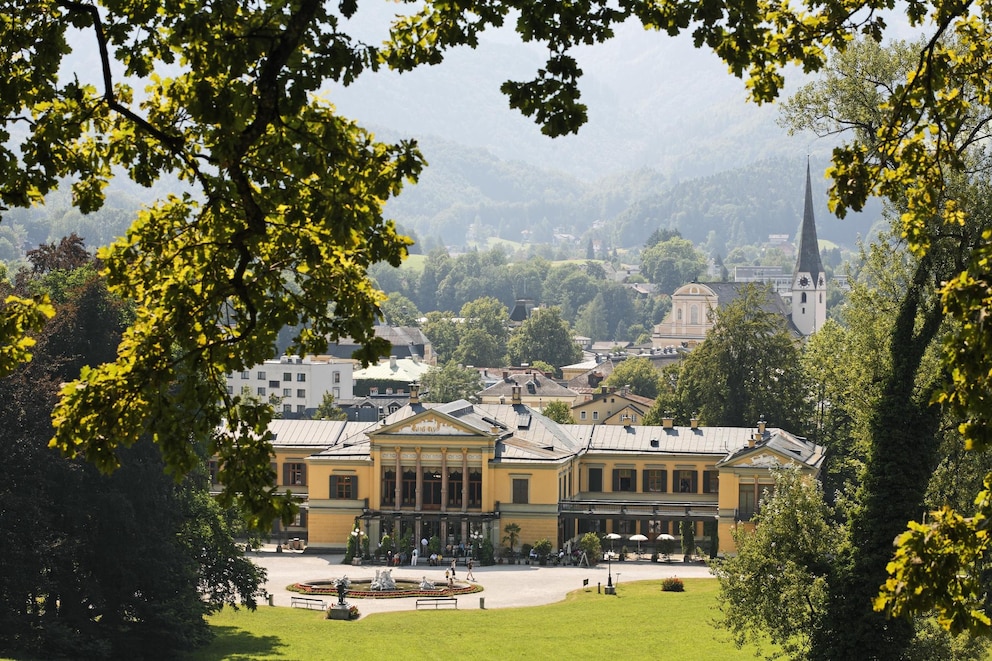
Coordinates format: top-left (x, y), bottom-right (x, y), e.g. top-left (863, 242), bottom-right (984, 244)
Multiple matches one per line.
top-left (795, 162), bottom-right (825, 283)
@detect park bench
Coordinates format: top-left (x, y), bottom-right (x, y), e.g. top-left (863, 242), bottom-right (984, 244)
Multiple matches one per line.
top-left (415, 596), bottom-right (458, 610)
top-left (291, 596), bottom-right (326, 610)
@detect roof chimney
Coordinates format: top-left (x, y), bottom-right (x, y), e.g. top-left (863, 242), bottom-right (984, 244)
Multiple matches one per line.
top-left (389, 355), bottom-right (398, 369)
top-left (409, 382), bottom-right (420, 405)
top-left (757, 416), bottom-right (767, 435)
top-left (748, 435), bottom-right (756, 448)
top-left (511, 385), bottom-right (522, 404)
top-left (690, 417), bottom-right (698, 429)
top-left (662, 415), bottom-right (674, 429)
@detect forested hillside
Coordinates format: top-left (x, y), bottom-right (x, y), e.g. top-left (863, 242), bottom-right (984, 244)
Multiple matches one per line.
top-left (384, 148), bottom-right (880, 252)
top-left (0, 150), bottom-right (880, 266)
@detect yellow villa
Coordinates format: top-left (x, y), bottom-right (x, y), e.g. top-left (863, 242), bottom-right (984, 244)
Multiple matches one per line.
top-left (245, 385), bottom-right (824, 556)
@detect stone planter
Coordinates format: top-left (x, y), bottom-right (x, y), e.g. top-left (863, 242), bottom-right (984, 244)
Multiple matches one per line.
top-left (328, 604), bottom-right (350, 620)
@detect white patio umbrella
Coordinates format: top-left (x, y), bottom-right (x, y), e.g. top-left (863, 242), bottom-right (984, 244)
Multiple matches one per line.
top-left (656, 533), bottom-right (676, 560)
top-left (605, 532), bottom-right (621, 552)
top-left (629, 533), bottom-right (648, 557)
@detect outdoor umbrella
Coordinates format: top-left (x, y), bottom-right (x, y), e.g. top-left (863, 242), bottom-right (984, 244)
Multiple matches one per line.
top-left (629, 533), bottom-right (648, 557)
top-left (605, 532), bottom-right (621, 552)
top-left (656, 533), bottom-right (676, 560)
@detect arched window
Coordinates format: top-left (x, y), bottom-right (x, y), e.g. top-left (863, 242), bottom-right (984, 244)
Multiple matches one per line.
top-left (801, 292), bottom-right (807, 304)
top-left (677, 308), bottom-right (682, 321)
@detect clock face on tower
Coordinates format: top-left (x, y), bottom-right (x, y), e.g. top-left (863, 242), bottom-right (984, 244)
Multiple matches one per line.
top-left (798, 275), bottom-right (811, 288)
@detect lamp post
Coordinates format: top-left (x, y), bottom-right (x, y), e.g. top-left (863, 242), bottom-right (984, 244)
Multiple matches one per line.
top-left (351, 527), bottom-right (365, 564)
top-left (470, 529), bottom-right (483, 560)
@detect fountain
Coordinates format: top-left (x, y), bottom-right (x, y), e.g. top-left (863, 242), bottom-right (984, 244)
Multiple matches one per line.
top-left (291, 570), bottom-right (482, 599)
top-left (370, 569), bottom-right (397, 591)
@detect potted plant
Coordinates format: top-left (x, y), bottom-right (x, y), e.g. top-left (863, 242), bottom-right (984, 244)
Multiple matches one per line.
top-left (502, 523), bottom-right (520, 562)
top-left (533, 538), bottom-right (553, 565)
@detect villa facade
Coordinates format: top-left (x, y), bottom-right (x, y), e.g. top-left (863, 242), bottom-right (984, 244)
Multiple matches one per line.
top-left (230, 384), bottom-right (824, 556)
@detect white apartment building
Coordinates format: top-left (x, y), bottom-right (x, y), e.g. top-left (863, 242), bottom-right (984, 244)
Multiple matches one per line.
top-left (226, 355), bottom-right (355, 416)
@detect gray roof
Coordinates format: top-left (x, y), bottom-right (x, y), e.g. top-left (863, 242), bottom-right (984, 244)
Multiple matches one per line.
top-left (322, 325), bottom-right (430, 359)
top-left (265, 407), bottom-right (824, 472)
top-left (268, 419), bottom-right (376, 448)
top-left (479, 373), bottom-right (578, 400)
top-left (564, 424), bottom-right (757, 457)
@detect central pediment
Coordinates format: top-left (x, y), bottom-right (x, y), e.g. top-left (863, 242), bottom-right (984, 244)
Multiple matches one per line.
top-left (373, 410), bottom-right (488, 438)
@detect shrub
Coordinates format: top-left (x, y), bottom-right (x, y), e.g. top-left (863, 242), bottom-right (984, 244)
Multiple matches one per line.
top-left (533, 538), bottom-right (553, 560)
top-left (348, 605), bottom-right (360, 620)
top-left (661, 577), bottom-right (685, 592)
top-left (579, 532), bottom-right (602, 566)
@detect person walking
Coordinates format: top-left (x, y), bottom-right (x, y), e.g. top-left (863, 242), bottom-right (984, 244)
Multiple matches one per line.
top-left (449, 557), bottom-right (456, 578)
top-left (466, 558), bottom-right (475, 581)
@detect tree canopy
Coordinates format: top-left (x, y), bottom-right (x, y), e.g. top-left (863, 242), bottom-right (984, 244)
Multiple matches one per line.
top-left (420, 361), bottom-right (482, 403)
top-left (6, 2), bottom-right (992, 623)
top-left (602, 356), bottom-right (664, 400)
top-left (506, 306), bottom-right (582, 370)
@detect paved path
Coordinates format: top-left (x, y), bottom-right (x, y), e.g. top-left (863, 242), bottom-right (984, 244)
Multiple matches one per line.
top-left (252, 549), bottom-right (714, 618)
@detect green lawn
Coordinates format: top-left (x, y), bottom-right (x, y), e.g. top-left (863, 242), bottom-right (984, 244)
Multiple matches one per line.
top-left (186, 579), bottom-right (773, 660)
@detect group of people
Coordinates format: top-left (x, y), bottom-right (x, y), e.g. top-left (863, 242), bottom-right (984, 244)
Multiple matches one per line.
top-left (444, 557), bottom-right (476, 585)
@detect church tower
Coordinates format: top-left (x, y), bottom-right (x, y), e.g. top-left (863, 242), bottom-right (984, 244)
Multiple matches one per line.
top-left (791, 162), bottom-right (827, 335)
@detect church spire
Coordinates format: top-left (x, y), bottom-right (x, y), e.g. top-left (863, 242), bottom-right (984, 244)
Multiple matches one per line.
top-left (795, 160), bottom-right (825, 283)
top-left (791, 160), bottom-right (827, 336)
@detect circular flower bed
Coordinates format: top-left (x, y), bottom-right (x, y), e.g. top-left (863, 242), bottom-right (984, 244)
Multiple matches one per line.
top-left (288, 578), bottom-right (483, 599)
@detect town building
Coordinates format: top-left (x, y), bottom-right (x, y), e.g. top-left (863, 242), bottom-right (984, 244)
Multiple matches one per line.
top-left (321, 325), bottom-right (434, 364)
top-left (651, 164), bottom-right (827, 347)
top-left (225, 355), bottom-right (355, 417)
top-left (570, 386), bottom-right (656, 425)
top-left (651, 281), bottom-right (797, 349)
top-left (352, 355), bottom-right (432, 397)
top-left (477, 371), bottom-right (580, 408)
top-left (247, 386), bottom-right (824, 556)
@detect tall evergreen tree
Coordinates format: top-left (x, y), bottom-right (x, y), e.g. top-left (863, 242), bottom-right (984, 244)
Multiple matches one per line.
top-left (0, 263), bottom-right (263, 659)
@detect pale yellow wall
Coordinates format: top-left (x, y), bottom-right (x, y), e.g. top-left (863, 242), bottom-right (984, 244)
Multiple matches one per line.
top-left (305, 502), bottom-right (363, 549)
top-left (500, 516), bottom-right (559, 548)
top-left (492, 465), bottom-right (559, 505)
top-left (652, 283), bottom-right (718, 348)
top-left (572, 397), bottom-right (639, 424)
top-left (271, 448), bottom-right (313, 496)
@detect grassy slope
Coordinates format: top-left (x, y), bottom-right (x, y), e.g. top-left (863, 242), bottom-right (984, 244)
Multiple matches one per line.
top-left (187, 579), bottom-right (774, 660)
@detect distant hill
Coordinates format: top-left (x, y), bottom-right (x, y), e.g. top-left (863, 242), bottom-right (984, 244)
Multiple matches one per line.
top-left (383, 144), bottom-right (880, 251)
top-left (332, 9), bottom-right (880, 249)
